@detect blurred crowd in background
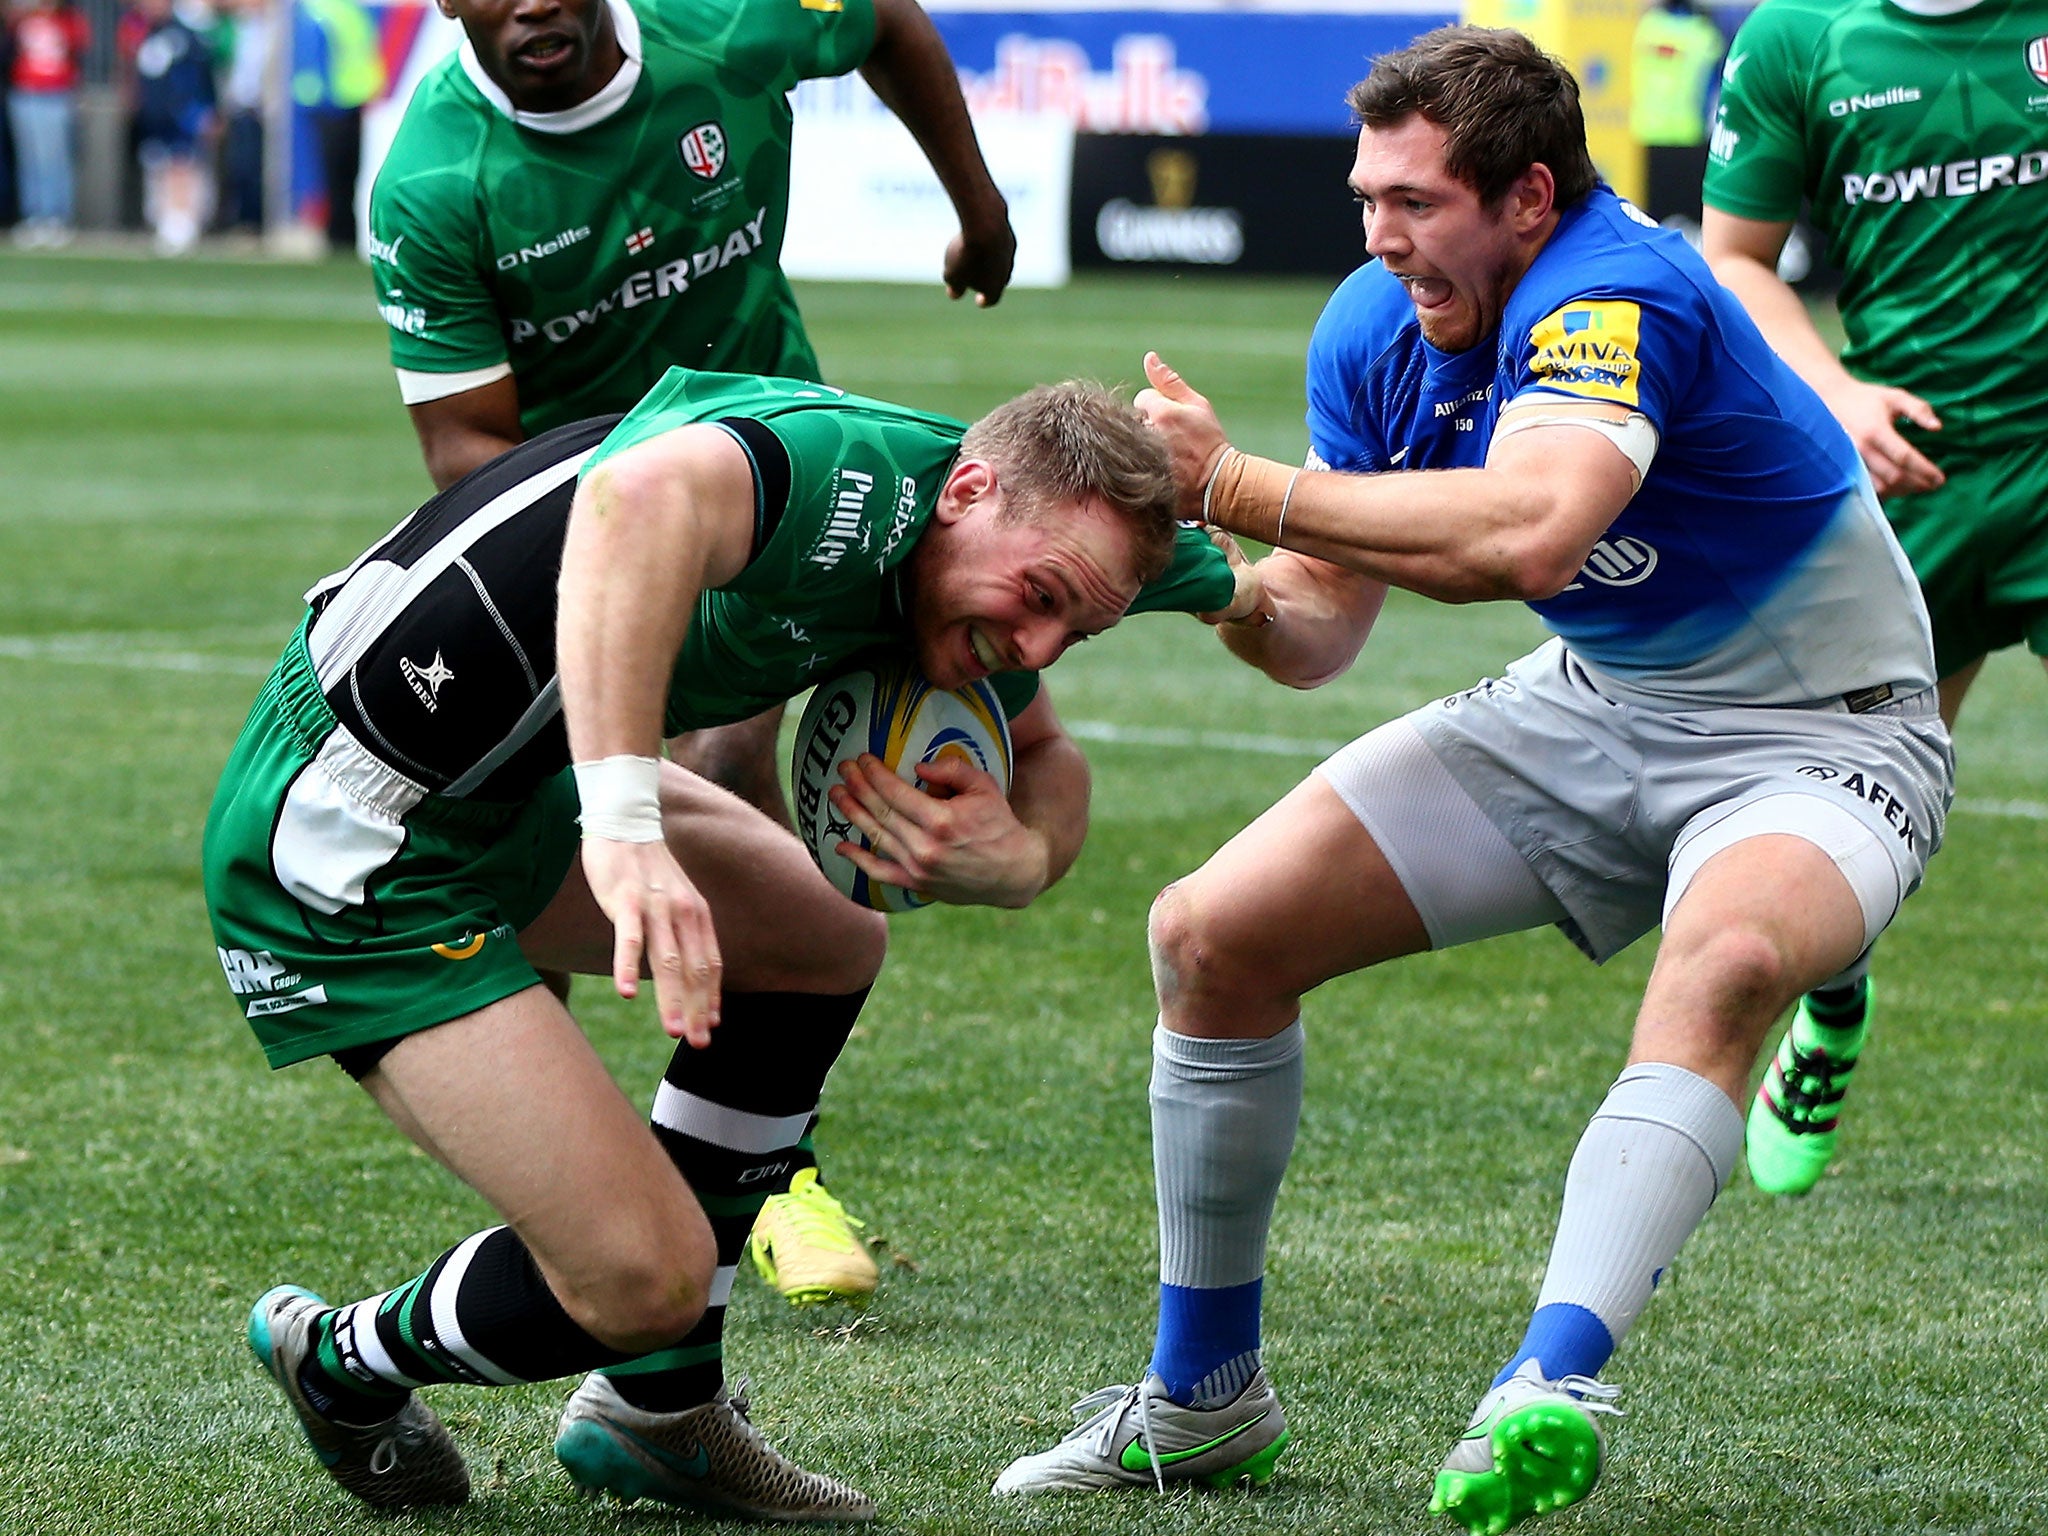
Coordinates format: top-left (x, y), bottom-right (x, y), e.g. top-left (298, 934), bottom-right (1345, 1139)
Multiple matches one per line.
top-left (2, 0), bottom-right (375, 254)
top-left (0, 0), bottom-right (1740, 268)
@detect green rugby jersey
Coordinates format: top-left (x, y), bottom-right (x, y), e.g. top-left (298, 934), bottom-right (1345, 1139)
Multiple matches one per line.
top-left (589, 370), bottom-right (1238, 733)
top-left (1704, 0), bottom-right (2048, 451)
top-left (294, 370), bottom-right (1229, 809)
top-left (368, 0), bottom-right (874, 434)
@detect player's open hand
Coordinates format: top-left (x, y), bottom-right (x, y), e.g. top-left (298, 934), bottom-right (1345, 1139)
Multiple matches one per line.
top-left (1825, 378), bottom-right (1945, 497)
top-left (944, 218), bottom-right (1018, 307)
top-left (579, 838), bottom-right (722, 1046)
top-left (1194, 525), bottom-right (1275, 627)
top-left (829, 752), bottom-right (1048, 909)
top-left (1136, 352), bottom-right (1233, 519)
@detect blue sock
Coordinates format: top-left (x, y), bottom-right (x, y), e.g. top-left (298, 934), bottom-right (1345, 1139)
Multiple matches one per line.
top-left (1493, 1302), bottom-right (1615, 1387)
top-left (1150, 1279), bottom-right (1262, 1406)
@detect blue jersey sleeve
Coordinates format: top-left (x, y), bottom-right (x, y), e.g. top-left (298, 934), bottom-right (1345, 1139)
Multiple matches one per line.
top-left (1503, 201), bottom-right (1707, 436)
top-left (1305, 265), bottom-right (1403, 472)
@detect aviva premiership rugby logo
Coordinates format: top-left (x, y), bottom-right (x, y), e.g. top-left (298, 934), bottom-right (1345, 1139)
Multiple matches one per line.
top-left (2027, 35), bottom-right (2048, 86)
top-left (678, 122), bottom-right (728, 181)
top-left (1529, 301), bottom-right (1643, 406)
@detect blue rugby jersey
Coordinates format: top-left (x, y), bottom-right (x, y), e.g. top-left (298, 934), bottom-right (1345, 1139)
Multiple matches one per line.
top-left (1305, 186), bottom-right (1935, 706)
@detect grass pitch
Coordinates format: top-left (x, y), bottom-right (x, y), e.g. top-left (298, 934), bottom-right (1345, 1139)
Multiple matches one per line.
top-left (0, 253), bottom-right (2043, 1535)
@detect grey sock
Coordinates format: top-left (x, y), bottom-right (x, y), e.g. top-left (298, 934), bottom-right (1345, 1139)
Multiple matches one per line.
top-left (1151, 1021), bottom-right (1305, 1289)
top-left (1534, 1061), bottom-right (1743, 1341)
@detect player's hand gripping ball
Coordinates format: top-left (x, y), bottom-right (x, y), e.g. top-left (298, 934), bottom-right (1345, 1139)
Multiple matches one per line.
top-left (791, 660), bottom-right (1013, 912)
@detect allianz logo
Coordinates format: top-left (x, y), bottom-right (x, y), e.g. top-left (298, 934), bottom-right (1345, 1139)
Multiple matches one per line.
top-left (1562, 536), bottom-right (1658, 591)
top-left (496, 224), bottom-right (593, 271)
top-left (1828, 85), bottom-right (1921, 117)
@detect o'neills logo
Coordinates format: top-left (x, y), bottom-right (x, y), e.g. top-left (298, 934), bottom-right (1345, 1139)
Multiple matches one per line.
top-left (1827, 85), bottom-right (1921, 117)
top-left (495, 224), bottom-right (591, 271)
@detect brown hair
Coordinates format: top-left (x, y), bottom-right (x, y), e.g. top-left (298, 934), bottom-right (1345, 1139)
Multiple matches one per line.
top-left (959, 381), bottom-right (1179, 584)
top-left (1347, 25), bottom-right (1599, 209)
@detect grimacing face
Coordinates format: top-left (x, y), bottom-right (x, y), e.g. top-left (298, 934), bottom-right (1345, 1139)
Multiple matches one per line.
top-left (904, 461), bottom-right (1144, 691)
top-left (438, 0), bottom-right (624, 114)
top-left (1350, 114), bottom-right (1549, 354)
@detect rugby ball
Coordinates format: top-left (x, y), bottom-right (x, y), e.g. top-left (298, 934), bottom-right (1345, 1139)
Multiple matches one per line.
top-left (791, 660), bottom-right (1013, 912)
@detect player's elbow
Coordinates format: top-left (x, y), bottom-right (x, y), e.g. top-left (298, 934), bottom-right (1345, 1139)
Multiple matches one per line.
top-left (1491, 524), bottom-right (1590, 601)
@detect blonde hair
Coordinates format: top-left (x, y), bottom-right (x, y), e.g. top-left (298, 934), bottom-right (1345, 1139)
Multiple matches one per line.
top-left (960, 381), bottom-right (1179, 583)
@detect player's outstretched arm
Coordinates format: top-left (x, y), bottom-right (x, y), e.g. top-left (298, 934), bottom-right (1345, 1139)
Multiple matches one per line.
top-left (862, 0), bottom-right (1015, 306)
top-left (1702, 208), bottom-right (1943, 497)
top-left (558, 426), bottom-right (759, 1042)
top-left (407, 375), bottom-right (527, 491)
top-left (1217, 549), bottom-right (1386, 689)
top-left (1139, 353), bottom-right (1636, 604)
top-left (829, 689), bottom-right (1082, 909)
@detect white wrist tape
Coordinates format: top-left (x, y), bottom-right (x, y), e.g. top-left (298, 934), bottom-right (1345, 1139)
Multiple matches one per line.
top-left (573, 754), bottom-right (664, 843)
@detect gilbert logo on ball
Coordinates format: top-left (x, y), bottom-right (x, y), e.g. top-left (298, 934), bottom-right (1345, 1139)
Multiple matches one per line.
top-left (792, 660), bottom-right (1013, 912)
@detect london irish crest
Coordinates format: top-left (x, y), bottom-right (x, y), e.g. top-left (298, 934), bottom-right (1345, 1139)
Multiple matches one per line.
top-left (678, 122), bottom-right (728, 180)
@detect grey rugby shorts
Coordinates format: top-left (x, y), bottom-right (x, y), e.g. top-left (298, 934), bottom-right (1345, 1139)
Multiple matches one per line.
top-left (1317, 638), bottom-right (1954, 963)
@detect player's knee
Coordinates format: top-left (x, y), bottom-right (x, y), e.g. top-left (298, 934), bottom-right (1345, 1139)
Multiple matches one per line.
top-left (1672, 922), bottom-right (1798, 1022)
top-left (806, 907), bottom-right (887, 993)
top-left (566, 1238), bottom-right (714, 1353)
top-left (1148, 878), bottom-right (1256, 1007)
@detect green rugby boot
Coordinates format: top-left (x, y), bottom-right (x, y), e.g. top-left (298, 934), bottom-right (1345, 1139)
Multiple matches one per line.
top-left (246, 1284), bottom-right (470, 1510)
top-left (555, 1371), bottom-right (875, 1521)
top-left (991, 1370), bottom-right (1290, 1495)
top-left (1430, 1361), bottom-right (1621, 1535)
top-left (1747, 980), bottom-right (1873, 1196)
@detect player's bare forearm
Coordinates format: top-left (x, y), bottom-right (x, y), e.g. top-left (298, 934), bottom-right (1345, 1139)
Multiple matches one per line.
top-left (1003, 737), bottom-right (1085, 901)
top-left (1218, 552), bottom-right (1386, 688)
top-left (1702, 210), bottom-right (1943, 494)
top-left (862, 0), bottom-right (1014, 301)
top-left (408, 376), bottom-right (526, 491)
top-left (1140, 352), bottom-right (1630, 604)
top-left (420, 424), bottom-right (523, 491)
top-left (1003, 691), bottom-right (1089, 899)
top-left (1212, 446), bottom-right (1630, 605)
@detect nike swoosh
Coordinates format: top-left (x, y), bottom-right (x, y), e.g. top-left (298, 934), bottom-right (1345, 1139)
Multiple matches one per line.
top-left (1119, 1409), bottom-right (1271, 1473)
top-left (1389, 446), bottom-right (1412, 466)
top-left (613, 1422), bottom-right (711, 1480)
top-left (1723, 50), bottom-right (1747, 81)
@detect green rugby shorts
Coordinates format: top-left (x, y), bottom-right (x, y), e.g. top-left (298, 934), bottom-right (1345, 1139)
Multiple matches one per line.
top-left (1887, 436), bottom-right (2048, 679)
top-left (201, 619), bottom-right (580, 1068)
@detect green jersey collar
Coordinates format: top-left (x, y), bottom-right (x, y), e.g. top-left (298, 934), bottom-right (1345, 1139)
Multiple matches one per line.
top-left (458, 0), bottom-right (643, 135)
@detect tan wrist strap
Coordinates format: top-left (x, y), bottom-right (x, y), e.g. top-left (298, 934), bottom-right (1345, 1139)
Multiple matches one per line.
top-left (1205, 449), bottom-right (1301, 546)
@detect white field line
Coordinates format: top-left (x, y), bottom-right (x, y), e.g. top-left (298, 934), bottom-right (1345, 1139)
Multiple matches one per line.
top-left (0, 635), bottom-right (274, 676)
top-left (1, 636), bottom-right (2043, 822)
top-left (0, 281), bottom-right (373, 324)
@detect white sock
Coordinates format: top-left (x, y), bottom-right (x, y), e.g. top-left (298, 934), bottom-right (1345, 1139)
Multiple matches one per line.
top-left (1534, 1061), bottom-right (1742, 1342)
top-left (1151, 1021), bottom-right (1304, 1288)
